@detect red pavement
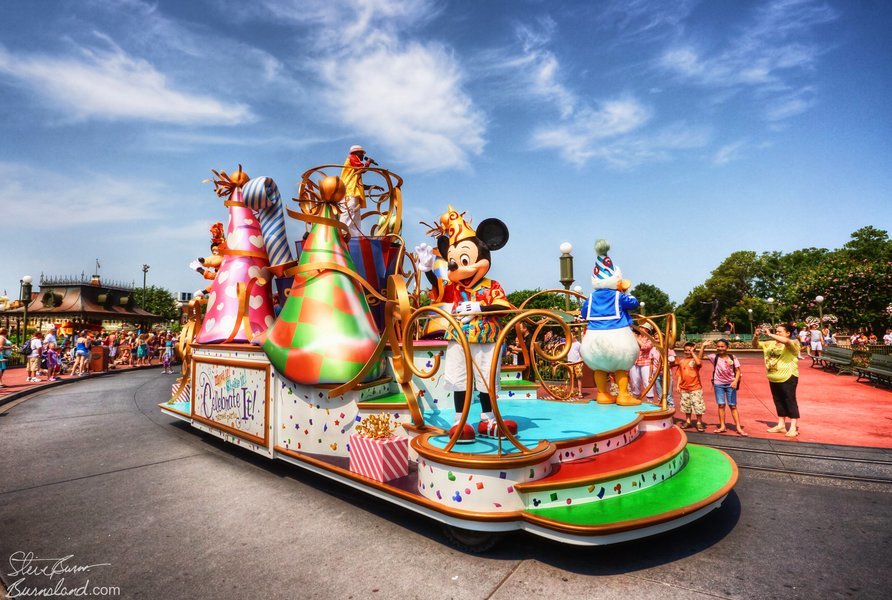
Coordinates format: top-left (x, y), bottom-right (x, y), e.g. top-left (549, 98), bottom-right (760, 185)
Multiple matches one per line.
top-left (560, 351), bottom-right (892, 449)
top-left (673, 353), bottom-right (892, 448)
top-left (0, 362), bottom-right (168, 402)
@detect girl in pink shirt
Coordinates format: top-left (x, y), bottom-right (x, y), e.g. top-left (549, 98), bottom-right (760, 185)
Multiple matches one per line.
top-left (705, 339), bottom-right (746, 436)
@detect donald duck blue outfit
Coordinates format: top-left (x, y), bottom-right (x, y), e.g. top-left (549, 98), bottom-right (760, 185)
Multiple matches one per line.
top-left (579, 240), bottom-right (641, 406)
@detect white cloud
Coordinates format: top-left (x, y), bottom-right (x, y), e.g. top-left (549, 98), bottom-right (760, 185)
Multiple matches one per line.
top-left (713, 140), bottom-right (747, 165)
top-left (490, 19), bottom-right (709, 169)
top-left (510, 19), bottom-right (577, 119)
top-left (0, 43), bottom-right (252, 125)
top-left (252, 0), bottom-right (438, 49)
top-left (532, 98), bottom-right (655, 167)
top-left (0, 162), bottom-right (169, 228)
top-left (534, 115), bottom-right (712, 170)
top-left (318, 43), bottom-right (485, 172)
top-left (242, 0), bottom-right (484, 172)
top-left (765, 87), bottom-right (816, 121)
top-left (145, 131), bottom-right (331, 153)
top-left (658, 0), bottom-right (837, 121)
top-left (599, 0), bottom-right (699, 41)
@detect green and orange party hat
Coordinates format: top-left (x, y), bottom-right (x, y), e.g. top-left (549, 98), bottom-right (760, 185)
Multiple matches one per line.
top-left (262, 176), bottom-right (382, 385)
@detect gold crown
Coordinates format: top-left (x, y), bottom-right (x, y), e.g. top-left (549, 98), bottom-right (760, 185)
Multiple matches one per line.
top-left (439, 205), bottom-right (475, 246)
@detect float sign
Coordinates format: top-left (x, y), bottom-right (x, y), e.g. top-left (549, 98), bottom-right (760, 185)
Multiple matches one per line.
top-left (193, 360), bottom-right (268, 444)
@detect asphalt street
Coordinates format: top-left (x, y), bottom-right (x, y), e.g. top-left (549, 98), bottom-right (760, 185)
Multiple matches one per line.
top-left (0, 371), bottom-right (889, 600)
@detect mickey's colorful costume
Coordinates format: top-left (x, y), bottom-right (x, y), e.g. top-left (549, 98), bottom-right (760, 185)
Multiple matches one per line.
top-left (415, 206), bottom-right (517, 441)
top-left (580, 240), bottom-right (641, 406)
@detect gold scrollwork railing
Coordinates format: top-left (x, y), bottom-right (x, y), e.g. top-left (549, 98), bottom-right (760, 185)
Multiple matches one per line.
top-left (631, 312), bottom-right (677, 411)
top-left (294, 164), bottom-right (404, 239)
top-left (514, 288), bottom-right (587, 401)
top-left (398, 302), bottom-right (572, 454)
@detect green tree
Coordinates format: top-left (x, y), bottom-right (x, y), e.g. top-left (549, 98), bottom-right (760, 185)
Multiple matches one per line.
top-left (842, 226), bottom-right (892, 263)
top-left (630, 282), bottom-right (674, 315)
top-left (506, 289), bottom-right (568, 311)
top-left (791, 252), bottom-right (892, 331)
top-left (677, 251), bottom-right (760, 332)
top-left (676, 227), bottom-right (891, 333)
top-left (133, 285), bottom-right (179, 321)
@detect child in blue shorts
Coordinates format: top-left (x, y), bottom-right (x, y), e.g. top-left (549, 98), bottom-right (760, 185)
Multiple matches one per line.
top-left (704, 339), bottom-right (747, 436)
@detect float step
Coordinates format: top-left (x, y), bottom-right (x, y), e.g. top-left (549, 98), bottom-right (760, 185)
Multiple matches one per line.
top-left (356, 391), bottom-right (408, 409)
top-left (524, 445), bottom-right (736, 530)
top-left (517, 427), bottom-right (685, 493)
top-left (499, 375), bottom-right (539, 390)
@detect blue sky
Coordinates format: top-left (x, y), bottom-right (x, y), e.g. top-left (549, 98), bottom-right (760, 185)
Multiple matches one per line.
top-left (2, 0), bottom-right (890, 303)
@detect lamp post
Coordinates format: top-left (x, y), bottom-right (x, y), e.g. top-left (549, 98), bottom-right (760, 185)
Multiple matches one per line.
top-left (767, 297), bottom-right (775, 326)
top-left (639, 301), bottom-right (646, 316)
top-left (20, 275), bottom-right (33, 343)
top-left (141, 264), bottom-right (150, 308)
top-left (559, 242), bottom-right (574, 312)
top-left (747, 308), bottom-right (753, 336)
top-left (815, 295), bottom-right (824, 322)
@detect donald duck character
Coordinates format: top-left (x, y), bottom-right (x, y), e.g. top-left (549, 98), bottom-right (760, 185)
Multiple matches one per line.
top-left (579, 239), bottom-right (641, 406)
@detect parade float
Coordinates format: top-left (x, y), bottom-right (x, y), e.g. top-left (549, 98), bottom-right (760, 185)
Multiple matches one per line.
top-left (161, 161), bottom-right (737, 550)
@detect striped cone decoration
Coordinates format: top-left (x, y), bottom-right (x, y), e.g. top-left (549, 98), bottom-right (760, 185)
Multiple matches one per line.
top-left (262, 202), bottom-right (382, 385)
top-left (242, 176), bottom-right (293, 268)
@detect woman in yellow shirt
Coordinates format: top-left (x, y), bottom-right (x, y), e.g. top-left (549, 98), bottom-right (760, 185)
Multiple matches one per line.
top-left (752, 323), bottom-right (801, 437)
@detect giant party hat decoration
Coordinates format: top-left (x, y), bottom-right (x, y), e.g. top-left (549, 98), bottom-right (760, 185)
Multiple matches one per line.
top-left (262, 175), bottom-right (382, 385)
top-left (195, 166), bottom-right (276, 344)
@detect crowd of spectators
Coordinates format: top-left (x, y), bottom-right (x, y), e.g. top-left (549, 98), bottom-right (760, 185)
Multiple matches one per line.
top-left (9, 326), bottom-right (179, 383)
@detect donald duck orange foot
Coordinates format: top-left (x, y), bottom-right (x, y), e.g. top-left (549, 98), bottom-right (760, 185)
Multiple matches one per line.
top-left (595, 392), bottom-right (616, 404)
top-left (593, 371), bottom-right (617, 404)
top-left (616, 394), bottom-right (642, 407)
top-left (614, 370), bottom-right (641, 406)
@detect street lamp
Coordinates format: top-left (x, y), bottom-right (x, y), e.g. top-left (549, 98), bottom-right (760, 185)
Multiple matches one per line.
top-left (20, 275), bottom-right (33, 343)
top-left (639, 301), bottom-right (646, 316)
top-left (747, 308), bottom-right (753, 336)
top-left (815, 295), bottom-right (824, 322)
top-left (141, 264), bottom-right (150, 309)
top-left (559, 242), bottom-right (574, 311)
top-left (767, 297), bottom-right (775, 326)
top-left (572, 285), bottom-right (583, 309)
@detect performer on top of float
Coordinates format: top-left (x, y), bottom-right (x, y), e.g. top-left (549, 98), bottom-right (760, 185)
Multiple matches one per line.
top-left (415, 206), bottom-right (518, 441)
top-left (579, 239), bottom-right (641, 406)
top-left (339, 145), bottom-right (381, 239)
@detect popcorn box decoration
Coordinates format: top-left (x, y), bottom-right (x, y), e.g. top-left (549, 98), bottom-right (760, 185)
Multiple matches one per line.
top-left (348, 415), bottom-right (409, 482)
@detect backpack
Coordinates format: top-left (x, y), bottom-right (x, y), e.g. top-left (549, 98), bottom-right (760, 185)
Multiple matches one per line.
top-left (712, 354), bottom-right (741, 389)
top-left (21, 341), bottom-right (33, 356)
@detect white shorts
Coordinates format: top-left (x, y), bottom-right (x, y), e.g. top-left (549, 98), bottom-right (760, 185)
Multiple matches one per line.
top-left (443, 342), bottom-right (499, 393)
top-left (810, 341), bottom-right (823, 351)
top-left (338, 196), bottom-right (363, 236)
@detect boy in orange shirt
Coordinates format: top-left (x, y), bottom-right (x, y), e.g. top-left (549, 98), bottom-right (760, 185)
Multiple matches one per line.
top-left (674, 341), bottom-right (706, 432)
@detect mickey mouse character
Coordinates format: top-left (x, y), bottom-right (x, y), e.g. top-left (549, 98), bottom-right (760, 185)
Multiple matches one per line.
top-left (415, 206), bottom-right (518, 441)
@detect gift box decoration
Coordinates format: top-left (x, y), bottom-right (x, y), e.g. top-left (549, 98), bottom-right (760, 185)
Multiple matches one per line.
top-left (348, 415), bottom-right (409, 482)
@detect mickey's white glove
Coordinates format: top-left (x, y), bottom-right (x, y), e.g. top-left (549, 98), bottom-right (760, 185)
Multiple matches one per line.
top-left (454, 301), bottom-right (481, 324)
top-left (189, 260), bottom-right (203, 272)
top-left (414, 243), bottom-right (436, 273)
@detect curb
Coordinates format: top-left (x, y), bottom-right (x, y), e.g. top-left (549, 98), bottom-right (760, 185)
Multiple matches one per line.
top-left (0, 364), bottom-right (174, 409)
